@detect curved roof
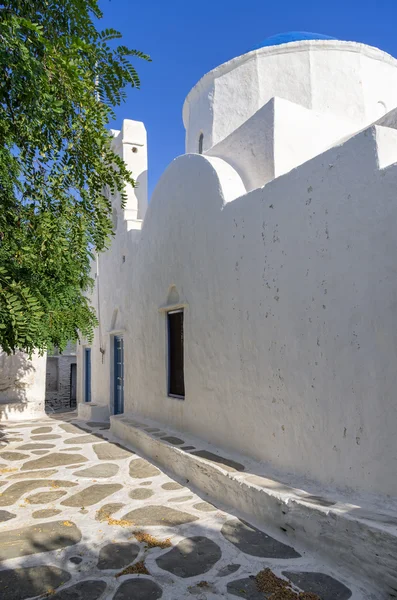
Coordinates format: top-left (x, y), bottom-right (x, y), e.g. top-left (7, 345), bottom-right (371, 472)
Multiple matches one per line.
top-left (250, 31), bottom-right (336, 52)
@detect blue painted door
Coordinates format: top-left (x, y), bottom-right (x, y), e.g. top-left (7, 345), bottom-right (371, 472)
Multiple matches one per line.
top-left (114, 336), bottom-right (124, 414)
top-left (84, 348), bottom-right (91, 403)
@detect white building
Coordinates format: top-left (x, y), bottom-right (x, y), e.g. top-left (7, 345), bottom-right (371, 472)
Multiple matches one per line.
top-left (77, 32), bottom-right (397, 506)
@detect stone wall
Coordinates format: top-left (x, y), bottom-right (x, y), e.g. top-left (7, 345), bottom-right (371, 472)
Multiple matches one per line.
top-left (45, 344), bottom-right (77, 411)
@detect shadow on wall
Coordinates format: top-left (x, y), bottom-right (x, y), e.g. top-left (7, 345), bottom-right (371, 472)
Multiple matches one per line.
top-left (136, 170), bottom-right (148, 219)
top-left (0, 351), bottom-right (44, 421)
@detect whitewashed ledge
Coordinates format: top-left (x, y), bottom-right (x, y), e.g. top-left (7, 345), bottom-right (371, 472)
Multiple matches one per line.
top-left (0, 399), bottom-right (45, 422)
top-left (77, 401), bottom-right (109, 422)
top-left (111, 412), bottom-right (397, 599)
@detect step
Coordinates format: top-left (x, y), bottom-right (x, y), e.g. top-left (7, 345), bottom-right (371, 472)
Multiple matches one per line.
top-left (111, 412), bottom-right (397, 598)
top-left (77, 401), bottom-right (109, 422)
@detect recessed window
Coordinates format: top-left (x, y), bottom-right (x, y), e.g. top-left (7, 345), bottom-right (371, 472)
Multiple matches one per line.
top-left (167, 309), bottom-right (185, 398)
top-left (198, 132), bottom-right (204, 154)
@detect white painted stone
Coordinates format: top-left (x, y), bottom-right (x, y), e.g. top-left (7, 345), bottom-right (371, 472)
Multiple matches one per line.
top-left (78, 39), bottom-right (397, 509)
top-left (76, 120), bottom-right (147, 415)
top-left (0, 351), bottom-right (46, 421)
top-left (183, 40), bottom-right (397, 154)
top-left (206, 96), bottom-right (357, 190)
top-left (81, 120), bottom-right (397, 499)
top-left (77, 402), bottom-right (109, 422)
top-left (111, 119), bottom-right (148, 222)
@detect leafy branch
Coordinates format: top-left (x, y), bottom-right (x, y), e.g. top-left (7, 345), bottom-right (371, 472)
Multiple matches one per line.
top-left (0, 0), bottom-right (150, 354)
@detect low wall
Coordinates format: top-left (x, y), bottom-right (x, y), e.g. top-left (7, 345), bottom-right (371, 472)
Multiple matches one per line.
top-left (0, 350), bottom-right (46, 421)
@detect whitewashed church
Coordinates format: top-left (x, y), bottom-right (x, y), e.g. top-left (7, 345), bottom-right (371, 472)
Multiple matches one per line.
top-left (2, 32), bottom-right (397, 591)
top-left (78, 31), bottom-right (397, 497)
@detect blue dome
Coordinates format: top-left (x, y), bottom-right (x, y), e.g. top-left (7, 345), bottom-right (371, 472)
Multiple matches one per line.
top-left (250, 31), bottom-right (336, 52)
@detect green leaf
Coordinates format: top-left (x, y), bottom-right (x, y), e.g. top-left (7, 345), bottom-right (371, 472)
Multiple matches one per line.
top-left (0, 0), bottom-right (149, 355)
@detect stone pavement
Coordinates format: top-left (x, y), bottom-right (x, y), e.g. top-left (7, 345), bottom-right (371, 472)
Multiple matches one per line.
top-left (0, 413), bottom-right (371, 599)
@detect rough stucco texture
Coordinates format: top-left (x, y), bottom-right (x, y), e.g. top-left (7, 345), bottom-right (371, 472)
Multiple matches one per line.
top-left (0, 351), bottom-right (46, 421)
top-left (79, 121), bottom-right (397, 498)
top-left (184, 40), bottom-right (397, 153)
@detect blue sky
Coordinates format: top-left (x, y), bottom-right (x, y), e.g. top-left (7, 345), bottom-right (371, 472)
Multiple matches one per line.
top-left (99, 0), bottom-right (397, 196)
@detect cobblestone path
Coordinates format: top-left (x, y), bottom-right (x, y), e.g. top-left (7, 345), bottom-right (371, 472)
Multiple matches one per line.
top-left (0, 413), bottom-right (368, 599)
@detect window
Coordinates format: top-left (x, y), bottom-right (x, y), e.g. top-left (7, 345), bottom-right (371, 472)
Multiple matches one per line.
top-left (198, 132), bottom-right (204, 154)
top-left (167, 309), bottom-right (185, 398)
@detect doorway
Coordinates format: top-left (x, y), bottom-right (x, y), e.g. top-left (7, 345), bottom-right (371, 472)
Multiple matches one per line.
top-left (70, 363), bottom-right (77, 408)
top-left (113, 336), bottom-right (124, 414)
top-left (84, 348), bottom-right (91, 403)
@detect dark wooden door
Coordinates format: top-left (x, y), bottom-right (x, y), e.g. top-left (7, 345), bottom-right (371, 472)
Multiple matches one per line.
top-left (70, 363), bottom-right (77, 407)
top-left (114, 336), bottom-right (124, 414)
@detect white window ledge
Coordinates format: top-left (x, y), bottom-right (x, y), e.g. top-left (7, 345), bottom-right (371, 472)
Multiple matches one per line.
top-left (158, 302), bottom-right (188, 313)
top-left (107, 328), bottom-right (126, 336)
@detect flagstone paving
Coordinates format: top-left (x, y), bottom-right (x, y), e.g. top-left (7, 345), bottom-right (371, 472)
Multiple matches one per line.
top-left (0, 413), bottom-right (370, 599)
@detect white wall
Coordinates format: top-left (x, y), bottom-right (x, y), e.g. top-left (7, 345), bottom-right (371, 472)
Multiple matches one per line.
top-left (184, 40), bottom-right (397, 156)
top-left (0, 351), bottom-right (46, 421)
top-left (82, 120), bottom-right (397, 498)
top-left (76, 120), bottom-right (147, 414)
top-left (206, 96), bottom-right (357, 191)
